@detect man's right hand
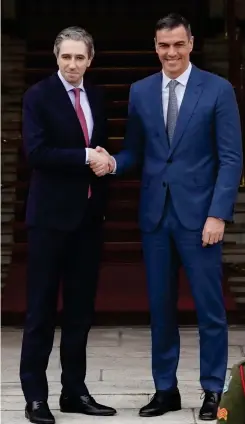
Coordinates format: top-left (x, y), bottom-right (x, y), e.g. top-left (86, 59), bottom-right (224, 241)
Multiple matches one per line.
top-left (89, 147), bottom-right (116, 176)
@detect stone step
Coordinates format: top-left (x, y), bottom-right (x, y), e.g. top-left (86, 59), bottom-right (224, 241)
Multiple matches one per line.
top-left (236, 297), bottom-right (245, 304)
top-left (2, 54), bottom-right (26, 63)
top-left (1, 270), bottom-right (8, 283)
top-left (1, 212), bottom-right (14, 223)
top-left (229, 276), bottom-right (245, 283)
top-left (1, 63), bottom-right (25, 71)
top-left (1, 87), bottom-right (24, 95)
top-left (2, 35), bottom-right (25, 45)
top-left (2, 76), bottom-right (25, 85)
top-left (1, 234), bottom-right (13, 245)
top-left (1, 194), bottom-right (16, 204)
top-left (1, 187), bottom-right (16, 202)
top-left (2, 172), bottom-right (17, 183)
top-left (2, 80), bottom-right (25, 89)
top-left (2, 35), bottom-right (25, 43)
top-left (1, 254), bottom-right (12, 266)
top-left (1, 203), bottom-right (15, 213)
top-left (233, 212), bottom-right (245, 224)
top-left (231, 286), bottom-right (245, 293)
top-left (2, 94), bottom-right (22, 104)
top-left (2, 223), bottom-right (13, 235)
top-left (2, 163), bottom-right (19, 172)
top-left (1, 130), bottom-right (22, 140)
top-left (2, 111), bottom-right (22, 121)
top-left (223, 243), bottom-right (245, 252)
top-left (2, 104), bottom-right (22, 113)
top-left (237, 191), bottom-right (245, 203)
top-left (2, 74), bottom-right (25, 84)
top-left (2, 154), bottom-right (18, 166)
top-left (1, 121), bottom-right (22, 131)
top-left (1, 45), bottom-right (26, 54)
top-left (1, 144), bottom-right (19, 152)
top-left (224, 233), bottom-right (245, 243)
top-left (226, 223), bottom-right (245, 233)
top-left (223, 254), bottom-right (245, 263)
top-left (235, 203), bottom-right (245, 212)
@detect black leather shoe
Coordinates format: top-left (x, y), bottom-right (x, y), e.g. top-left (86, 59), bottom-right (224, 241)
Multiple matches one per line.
top-left (59, 394), bottom-right (117, 416)
top-left (199, 391), bottom-right (222, 421)
top-left (139, 388), bottom-right (181, 417)
top-left (25, 401), bottom-right (55, 424)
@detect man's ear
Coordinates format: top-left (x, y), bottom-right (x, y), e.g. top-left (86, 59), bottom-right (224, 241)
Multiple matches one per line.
top-left (154, 37), bottom-right (157, 52)
top-left (189, 36), bottom-right (194, 52)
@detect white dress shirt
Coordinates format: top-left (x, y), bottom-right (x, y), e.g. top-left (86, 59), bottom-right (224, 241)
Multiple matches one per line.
top-left (57, 70), bottom-right (93, 162)
top-left (162, 62), bottom-right (192, 123)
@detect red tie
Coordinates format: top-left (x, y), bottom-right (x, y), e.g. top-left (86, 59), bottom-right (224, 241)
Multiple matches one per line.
top-left (73, 88), bottom-right (91, 198)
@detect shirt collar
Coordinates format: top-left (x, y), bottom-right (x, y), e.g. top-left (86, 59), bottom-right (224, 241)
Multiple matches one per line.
top-left (57, 70), bottom-right (84, 92)
top-left (162, 62), bottom-right (192, 89)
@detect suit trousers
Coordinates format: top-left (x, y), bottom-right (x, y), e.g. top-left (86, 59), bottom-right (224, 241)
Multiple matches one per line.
top-left (141, 192), bottom-right (228, 393)
top-left (20, 202), bottom-right (103, 402)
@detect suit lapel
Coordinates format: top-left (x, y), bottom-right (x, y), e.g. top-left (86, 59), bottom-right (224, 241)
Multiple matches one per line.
top-left (168, 66), bottom-right (204, 156)
top-left (50, 73), bottom-right (84, 133)
top-left (49, 74), bottom-right (98, 147)
top-left (149, 72), bottom-right (169, 151)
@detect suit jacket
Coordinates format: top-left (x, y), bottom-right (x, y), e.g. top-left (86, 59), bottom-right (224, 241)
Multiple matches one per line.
top-left (22, 73), bottom-right (108, 231)
top-left (114, 65), bottom-right (243, 232)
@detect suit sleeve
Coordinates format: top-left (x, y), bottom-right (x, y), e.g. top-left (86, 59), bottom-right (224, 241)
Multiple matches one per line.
top-left (208, 81), bottom-right (243, 221)
top-left (22, 89), bottom-right (87, 171)
top-left (113, 84), bottom-right (144, 174)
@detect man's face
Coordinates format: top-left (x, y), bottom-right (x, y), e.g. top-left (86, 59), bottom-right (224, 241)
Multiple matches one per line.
top-left (57, 39), bottom-right (92, 86)
top-left (155, 25), bottom-right (193, 78)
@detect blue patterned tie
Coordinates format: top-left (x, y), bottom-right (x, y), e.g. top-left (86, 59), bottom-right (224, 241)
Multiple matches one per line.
top-left (166, 80), bottom-right (179, 144)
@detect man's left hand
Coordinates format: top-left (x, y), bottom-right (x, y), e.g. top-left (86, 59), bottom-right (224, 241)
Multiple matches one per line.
top-left (202, 217), bottom-right (225, 247)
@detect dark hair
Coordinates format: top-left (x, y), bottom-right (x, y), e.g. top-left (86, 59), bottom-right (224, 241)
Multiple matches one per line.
top-left (155, 13), bottom-right (192, 39)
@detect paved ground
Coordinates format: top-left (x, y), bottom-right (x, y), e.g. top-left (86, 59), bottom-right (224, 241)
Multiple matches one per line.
top-left (1, 326), bottom-right (245, 423)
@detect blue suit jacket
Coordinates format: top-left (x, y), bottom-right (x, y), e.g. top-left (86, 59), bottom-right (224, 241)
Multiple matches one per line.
top-left (114, 65), bottom-right (243, 232)
top-left (23, 73), bottom-right (108, 231)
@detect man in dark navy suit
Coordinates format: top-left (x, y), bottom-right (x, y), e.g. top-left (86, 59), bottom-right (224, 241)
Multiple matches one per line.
top-left (92, 14), bottom-right (243, 421)
top-left (20, 26), bottom-right (116, 424)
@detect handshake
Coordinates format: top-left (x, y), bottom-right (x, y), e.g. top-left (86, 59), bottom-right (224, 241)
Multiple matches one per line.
top-left (88, 146), bottom-right (116, 177)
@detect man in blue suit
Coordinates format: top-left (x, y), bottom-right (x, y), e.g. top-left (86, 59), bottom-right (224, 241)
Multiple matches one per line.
top-left (92, 13), bottom-right (243, 421)
top-left (20, 27), bottom-right (116, 424)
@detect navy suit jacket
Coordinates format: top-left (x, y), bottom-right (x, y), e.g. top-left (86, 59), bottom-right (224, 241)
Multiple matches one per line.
top-left (22, 73), bottom-right (108, 231)
top-left (114, 65), bottom-right (243, 232)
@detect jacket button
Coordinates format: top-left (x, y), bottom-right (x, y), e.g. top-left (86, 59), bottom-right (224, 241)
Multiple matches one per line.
top-left (162, 182), bottom-right (166, 187)
top-left (167, 159), bottom-right (172, 163)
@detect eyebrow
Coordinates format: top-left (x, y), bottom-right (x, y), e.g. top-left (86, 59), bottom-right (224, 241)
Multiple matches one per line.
top-left (60, 53), bottom-right (85, 57)
top-left (158, 41), bottom-right (186, 45)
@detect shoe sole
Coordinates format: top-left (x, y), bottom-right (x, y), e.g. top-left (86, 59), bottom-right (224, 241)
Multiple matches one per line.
top-left (25, 410), bottom-right (55, 424)
top-left (139, 405), bottom-right (181, 417)
top-left (60, 408), bottom-right (116, 416)
top-left (198, 415), bottom-right (217, 421)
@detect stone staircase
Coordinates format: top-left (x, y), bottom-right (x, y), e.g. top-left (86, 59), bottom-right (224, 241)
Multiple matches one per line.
top-left (1, 35), bottom-right (25, 289)
top-left (223, 191), bottom-right (245, 311)
top-left (200, 34), bottom-right (245, 313)
top-left (1, 38), bottom-right (245, 323)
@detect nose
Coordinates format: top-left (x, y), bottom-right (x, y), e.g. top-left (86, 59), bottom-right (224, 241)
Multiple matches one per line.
top-left (69, 58), bottom-right (76, 69)
top-left (167, 46), bottom-right (177, 57)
